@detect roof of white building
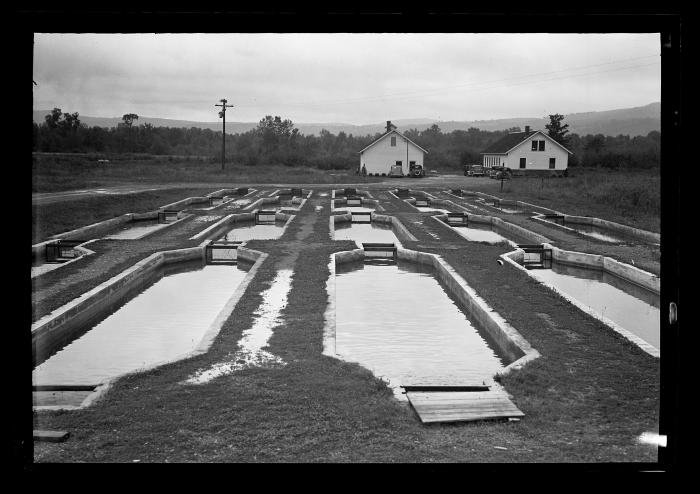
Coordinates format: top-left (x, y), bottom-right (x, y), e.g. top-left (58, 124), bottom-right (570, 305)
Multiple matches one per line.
top-left (481, 130), bottom-right (572, 155)
top-left (358, 129), bottom-right (429, 155)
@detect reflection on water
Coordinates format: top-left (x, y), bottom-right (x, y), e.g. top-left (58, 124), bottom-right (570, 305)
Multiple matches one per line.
top-left (33, 262), bottom-right (251, 386)
top-left (333, 222), bottom-right (399, 244)
top-left (335, 206), bottom-right (375, 213)
top-left (415, 206), bottom-right (452, 214)
top-left (221, 221), bottom-right (286, 241)
top-left (452, 222), bottom-right (532, 245)
top-left (335, 261), bottom-right (505, 394)
top-left (568, 223), bottom-right (627, 243)
top-left (104, 219), bottom-right (162, 240)
top-left (528, 262), bottom-right (659, 349)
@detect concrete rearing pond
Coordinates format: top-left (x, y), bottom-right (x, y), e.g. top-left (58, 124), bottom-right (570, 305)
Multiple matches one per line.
top-left (334, 259), bottom-right (507, 393)
top-left (33, 259), bottom-right (253, 388)
top-left (325, 247), bottom-right (540, 400)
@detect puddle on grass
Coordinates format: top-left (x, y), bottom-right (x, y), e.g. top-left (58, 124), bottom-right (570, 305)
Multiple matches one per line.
top-left (184, 269), bottom-right (293, 384)
top-left (526, 262), bottom-right (660, 349)
top-left (103, 219), bottom-right (163, 240)
top-left (334, 260), bottom-right (506, 396)
top-left (333, 222), bottom-right (399, 244)
top-left (221, 221), bottom-right (287, 241)
top-left (33, 261), bottom-right (252, 386)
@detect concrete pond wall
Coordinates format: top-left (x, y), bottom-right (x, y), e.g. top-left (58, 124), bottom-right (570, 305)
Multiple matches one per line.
top-left (430, 213), bottom-right (552, 245)
top-left (532, 213), bottom-right (660, 244)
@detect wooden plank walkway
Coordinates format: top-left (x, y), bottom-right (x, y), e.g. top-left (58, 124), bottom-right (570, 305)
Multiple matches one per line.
top-left (406, 390), bottom-right (524, 424)
top-left (33, 390), bottom-right (94, 407)
top-left (33, 430), bottom-right (70, 442)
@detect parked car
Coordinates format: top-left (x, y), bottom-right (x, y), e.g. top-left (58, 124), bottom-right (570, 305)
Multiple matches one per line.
top-left (490, 166), bottom-right (513, 179)
top-left (466, 165), bottom-right (485, 177)
top-left (409, 163), bottom-right (425, 178)
top-left (388, 164), bottom-right (404, 177)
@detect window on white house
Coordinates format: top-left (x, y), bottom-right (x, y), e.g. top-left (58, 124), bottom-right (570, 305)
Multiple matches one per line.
top-left (539, 140), bottom-right (546, 151)
top-left (520, 158), bottom-right (526, 169)
top-left (391, 136), bottom-right (396, 147)
top-left (396, 161), bottom-right (402, 166)
top-left (531, 141), bottom-right (538, 151)
top-left (549, 158), bottom-right (556, 169)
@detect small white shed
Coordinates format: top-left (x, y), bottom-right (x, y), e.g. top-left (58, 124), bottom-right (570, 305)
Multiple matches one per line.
top-left (358, 121), bottom-right (428, 176)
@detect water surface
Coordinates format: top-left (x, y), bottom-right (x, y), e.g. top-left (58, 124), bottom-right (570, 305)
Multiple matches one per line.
top-left (104, 219), bottom-right (163, 240)
top-left (221, 221), bottom-right (287, 241)
top-left (335, 261), bottom-right (506, 392)
top-left (334, 222), bottom-right (399, 244)
top-left (527, 262), bottom-right (659, 349)
top-left (33, 262), bottom-right (251, 386)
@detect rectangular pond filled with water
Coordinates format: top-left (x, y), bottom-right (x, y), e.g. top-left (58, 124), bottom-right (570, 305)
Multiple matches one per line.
top-left (566, 222), bottom-right (641, 244)
top-left (221, 221), bottom-right (287, 241)
top-left (451, 224), bottom-right (530, 245)
top-left (333, 222), bottom-right (399, 244)
top-left (526, 261), bottom-right (660, 349)
top-left (104, 219), bottom-right (164, 240)
top-left (415, 206), bottom-right (453, 214)
top-left (33, 260), bottom-right (252, 386)
top-left (334, 260), bottom-right (506, 390)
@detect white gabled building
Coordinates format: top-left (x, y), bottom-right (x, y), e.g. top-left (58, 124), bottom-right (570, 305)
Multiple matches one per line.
top-left (480, 126), bottom-right (572, 173)
top-left (358, 121), bottom-right (428, 176)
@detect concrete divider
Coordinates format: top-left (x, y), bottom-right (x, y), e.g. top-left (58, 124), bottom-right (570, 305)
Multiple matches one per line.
top-left (430, 212), bottom-right (550, 245)
top-left (561, 215), bottom-right (660, 244)
top-left (327, 247), bottom-right (540, 376)
top-left (371, 213), bottom-right (418, 242)
top-left (545, 243), bottom-right (660, 294)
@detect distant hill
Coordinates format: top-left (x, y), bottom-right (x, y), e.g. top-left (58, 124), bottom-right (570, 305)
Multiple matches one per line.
top-left (33, 102), bottom-right (659, 137)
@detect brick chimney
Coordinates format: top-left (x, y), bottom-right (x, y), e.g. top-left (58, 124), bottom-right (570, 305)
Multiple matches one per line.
top-left (524, 125), bottom-right (530, 133)
top-left (386, 120), bottom-right (396, 132)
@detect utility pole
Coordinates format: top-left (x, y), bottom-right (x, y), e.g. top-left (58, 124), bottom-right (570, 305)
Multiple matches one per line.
top-left (215, 98), bottom-right (233, 171)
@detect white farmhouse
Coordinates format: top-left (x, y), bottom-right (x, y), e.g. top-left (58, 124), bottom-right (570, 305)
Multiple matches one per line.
top-left (480, 126), bottom-right (572, 173)
top-left (358, 121), bottom-right (428, 176)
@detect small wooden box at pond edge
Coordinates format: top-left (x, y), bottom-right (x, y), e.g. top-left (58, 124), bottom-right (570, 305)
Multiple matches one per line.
top-left (158, 210), bottom-right (179, 223)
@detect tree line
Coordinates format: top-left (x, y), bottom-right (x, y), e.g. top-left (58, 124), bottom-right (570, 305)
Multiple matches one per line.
top-left (32, 109), bottom-right (660, 170)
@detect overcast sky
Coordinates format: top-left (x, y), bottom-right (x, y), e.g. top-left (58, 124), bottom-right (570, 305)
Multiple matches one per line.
top-left (32, 33), bottom-right (661, 125)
